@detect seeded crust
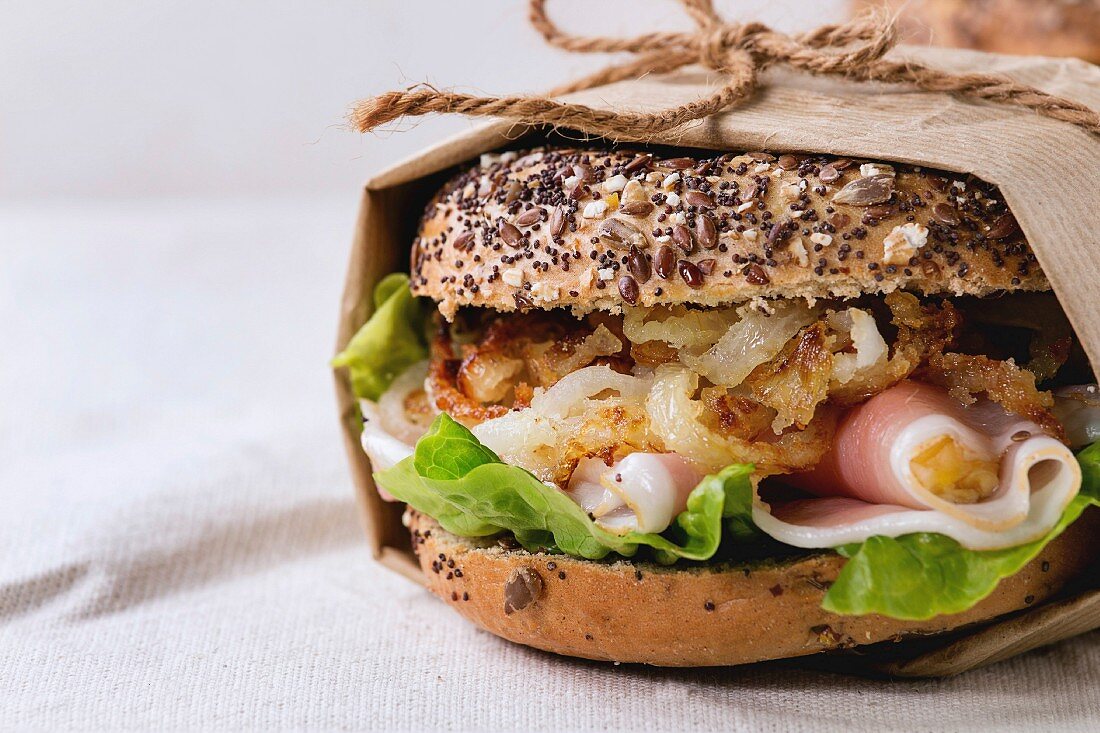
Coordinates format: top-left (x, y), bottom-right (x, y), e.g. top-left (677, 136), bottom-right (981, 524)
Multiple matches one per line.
top-left (411, 148), bottom-right (1048, 319)
top-left (406, 509), bottom-right (1100, 667)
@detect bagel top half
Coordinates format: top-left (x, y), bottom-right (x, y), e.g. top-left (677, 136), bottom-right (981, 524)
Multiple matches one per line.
top-left (410, 148), bottom-right (1046, 319)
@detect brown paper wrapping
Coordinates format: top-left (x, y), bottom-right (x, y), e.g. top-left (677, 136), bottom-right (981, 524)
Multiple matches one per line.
top-left (334, 45), bottom-right (1100, 673)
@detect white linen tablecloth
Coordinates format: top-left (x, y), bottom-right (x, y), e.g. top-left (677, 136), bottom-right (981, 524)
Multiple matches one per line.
top-left (2, 197), bottom-right (1099, 732)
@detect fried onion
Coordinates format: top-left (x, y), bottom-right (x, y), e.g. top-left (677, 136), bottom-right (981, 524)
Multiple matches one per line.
top-left (680, 300), bottom-right (821, 388)
top-left (744, 322), bottom-right (834, 432)
top-left (623, 304), bottom-right (740, 350)
top-left (472, 366), bottom-right (654, 484)
top-left (918, 352), bottom-right (1063, 439)
top-left (420, 288), bottom-right (1073, 490)
top-left (430, 311), bottom-right (628, 425)
top-left (646, 363), bottom-right (836, 475)
top-left (427, 335), bottom-right (509, 425)
top-left (828, 292), bottom-right (960, 405)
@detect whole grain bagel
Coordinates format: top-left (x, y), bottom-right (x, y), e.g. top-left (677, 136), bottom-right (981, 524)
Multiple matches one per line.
top-left (411, 148), bottom-right (1046, 318)
top-left (407, 508), bottom-right (1100, 667)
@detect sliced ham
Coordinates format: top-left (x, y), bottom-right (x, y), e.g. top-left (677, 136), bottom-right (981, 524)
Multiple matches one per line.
top-left (754, 380), bottom-right (1080, 550)
top-left (567, 453), bottom-right (701, 534)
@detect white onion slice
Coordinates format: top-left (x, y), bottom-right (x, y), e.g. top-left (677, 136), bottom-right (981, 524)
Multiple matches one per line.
top-left (360, 361), bottom-right (431, 501)
top-left (377, 360), bottom-right (431, 445)
top-left (828, 308), bottom-right (888, 385)
top-left (1053, 384), bottom-right (1100, 450)
top-left (680, 300), bottom-right (819, 388)
top-left (623, 305), bottom-right (739, 350)
top-left (528, 365), bottom-right (650, 419)
top-left (359, 399), bottom-right (414, 502)
top-left (646, 364), bottom-right (731, 471)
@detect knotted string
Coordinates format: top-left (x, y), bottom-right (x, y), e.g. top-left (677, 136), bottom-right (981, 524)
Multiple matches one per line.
top-left (348, 0), bottom-right (1100, 138)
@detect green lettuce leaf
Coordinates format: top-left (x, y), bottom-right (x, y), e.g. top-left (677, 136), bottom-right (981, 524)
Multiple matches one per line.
top-left (822, 442), bottom-right (1100, 620)
top-left (376, 413), bottom-right (755, 563)
top-left (332, 273), bottom-right (429, 401)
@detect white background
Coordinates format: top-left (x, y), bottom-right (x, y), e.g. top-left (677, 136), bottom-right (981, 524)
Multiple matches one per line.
top-left (1, 0), bottom-right (841, 200)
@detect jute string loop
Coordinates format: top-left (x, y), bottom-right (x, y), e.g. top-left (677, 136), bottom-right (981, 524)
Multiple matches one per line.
top-left (349, 0), bottom-right (1100, 138)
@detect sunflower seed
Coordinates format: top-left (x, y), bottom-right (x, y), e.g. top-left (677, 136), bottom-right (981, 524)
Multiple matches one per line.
top-left (498, 219), bottom-right (522, 247)
top-left (503, 179), bottom-right (522, 204)
top-left (621, 200), bottom-right (655, 217)
top-left (832, 174), bottom-right (895, 206)
top-left (550, 206), bottom-right (567, 236)
top-left (683, 189), bottom-right (715, 209)
top-left (766, 218), bottom-right (793, 248)
top-left (515, 207), bottom-right (543, 227)
top-left (599, 218), bottom-right (648, 249)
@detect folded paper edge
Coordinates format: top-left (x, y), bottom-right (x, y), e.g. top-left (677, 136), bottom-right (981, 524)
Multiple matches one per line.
top-left (879, 586), bottom-right (1100, 677)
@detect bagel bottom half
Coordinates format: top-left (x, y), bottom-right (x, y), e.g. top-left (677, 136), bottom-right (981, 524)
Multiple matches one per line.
top-left (406, 508), bottom-right (1100, 667)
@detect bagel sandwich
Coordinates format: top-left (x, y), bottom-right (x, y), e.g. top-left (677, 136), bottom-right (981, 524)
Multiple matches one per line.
top-left (334, 147), bottom-right (1100, 667)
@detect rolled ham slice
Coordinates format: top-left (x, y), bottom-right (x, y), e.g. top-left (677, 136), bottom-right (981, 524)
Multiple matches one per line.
top-left (567, 453), bottom-right (701, 534)
top-left (754, 380), bottom-right (1080, 551)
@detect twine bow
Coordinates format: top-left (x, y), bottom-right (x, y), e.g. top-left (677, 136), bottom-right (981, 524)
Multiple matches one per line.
top-left (349, 0), bottom-right (1100, 138)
